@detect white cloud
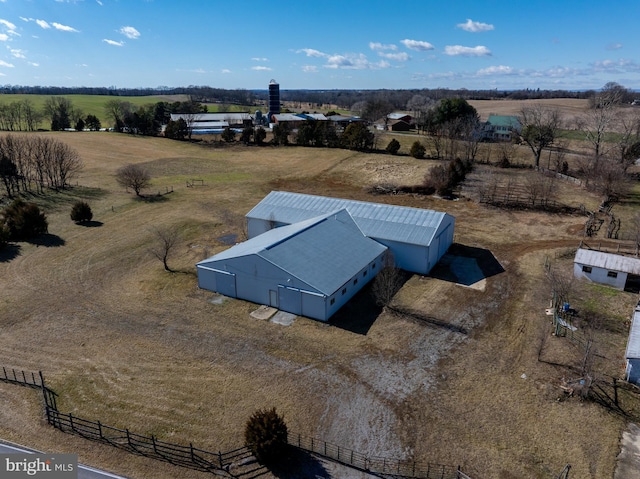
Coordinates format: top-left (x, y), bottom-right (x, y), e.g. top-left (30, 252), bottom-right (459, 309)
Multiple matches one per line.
top-left (298, 48), bottom-right (327, 58)
top-left (0, 59), bottom-right (14, 68)
top-left (53, 22), bottom-right (79, 32)
top-left (103, 39), bottom-right (124, 46)
top-left (10, 49), bottom-right (26, 59)
top-left (119, 26), bottom-right (140, 39)
top-left (324, 53), bottom-right (389, 70)
top-left (252, 66), bottom-right (272, 71)
top-left (369, 42), bottom-right (397, 51)
top-left (28, 61), bottom-right (39, 67)
top-left (36, 19), bottom-right (51, 29)
top-left (400, 39), bottom-right (434, 52)
top-left (444, 45), bottom-right (491, 56)
top-left (0, 19), bottom-right (17, 31)
top-left (252, 57), bottom-right (268, 62)
top-left (0, 33), bottom-right (7, 42)
top-left (592, 58), bottom-right (640, 73)
top-left (302, 65), bottom-right (318, 73)
top-left (378, 51), bottom-right (409, 61)
top-left (96, 0), bottom-right (103, 5)
top-left (477, 65), bottom-right (513, 75)
top-left (221, 69), bottom-right (231, 74)
top-left (606, 42), bottom-right (623, 50)
top-left (457, 19), bottom-right (494, 32)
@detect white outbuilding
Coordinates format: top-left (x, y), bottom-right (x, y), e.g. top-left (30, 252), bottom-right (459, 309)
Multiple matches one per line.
top-left (573, 248), bottom-right (640, 292)
top-left (245, 191), bottom-right (455, 275)
top-left (625, 304), bottom-right (640, 385)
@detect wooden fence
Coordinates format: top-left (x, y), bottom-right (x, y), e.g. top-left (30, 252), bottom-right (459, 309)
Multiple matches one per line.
top-left (1, 367), bottom-right (472, 478)
top-left (288, 432), bottom-right (463, 479)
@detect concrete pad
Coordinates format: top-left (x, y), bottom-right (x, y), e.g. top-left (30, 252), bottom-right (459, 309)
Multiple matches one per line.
top-left (250, 305), bottom-right (278, 320)
top-left (208, 294), bottom-right (226, 305)
top-left (270, 311), bottom-right (296, 326)
top-left (614, 422), bottom-right (640, 479)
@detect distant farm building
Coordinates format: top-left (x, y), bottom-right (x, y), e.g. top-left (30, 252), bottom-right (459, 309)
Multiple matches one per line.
top-left (483, 114), bottom-right (521, 141)
top-left (246, 191), bottom-right (455, 275)
top-left (197, 209), bottom-right (387, 321)
top-left (196, 192), bottom-right (455, 321)
top-left (169, 113), bottom-right (252, 134)
top-left (573, 248), bottom-right (640, 292)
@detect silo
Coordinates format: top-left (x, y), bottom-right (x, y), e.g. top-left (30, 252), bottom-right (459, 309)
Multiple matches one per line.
top-left (268, 79), bottom-right (281, 116)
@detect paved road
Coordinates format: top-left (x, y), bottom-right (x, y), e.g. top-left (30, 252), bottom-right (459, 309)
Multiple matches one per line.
top-left (0, 441), bottom-right (130, 479)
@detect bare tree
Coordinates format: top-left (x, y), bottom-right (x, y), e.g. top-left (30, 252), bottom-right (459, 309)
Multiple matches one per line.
top-left (149, 226), bottom-right (181, 272)
top-left (104, 99), bottom-right (133, 132)
top-left (575, 103), bottom-right (615, 161)
top-left (115, 164), bottom-right (151, 196)
top-left (371, 252), bottom-right (403, 308)
top-left (519, 105), bottom-right (562, 167)
top-left (590, 157), bottom-right (629, 202)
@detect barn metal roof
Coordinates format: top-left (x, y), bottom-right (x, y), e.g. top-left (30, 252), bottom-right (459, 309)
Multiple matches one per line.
top-left (198, 209), bottom-right (387, 295)
top-left (246, 191), bottom-right (452, 246)
top-left (170, 113), bottom-right (252, 122)
top-left (574, 248), bottom-right (640, 275)
top-left (626, 307), bottom-right (640, 359)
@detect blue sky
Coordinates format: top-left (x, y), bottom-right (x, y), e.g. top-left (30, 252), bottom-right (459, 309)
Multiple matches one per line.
top-left (0, 0), bottom-right (639, 91)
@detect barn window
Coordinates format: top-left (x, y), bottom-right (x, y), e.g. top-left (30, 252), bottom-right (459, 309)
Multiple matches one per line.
top-left (363, 271), bottom-right (367, 277)
top-left (330, 298), bottom-right (335, 305)
top-left (582, 266), bottom-right (592, 273)
top-left (372, 263), bottom-right (376, 269)
top-left (353, 278), bottom-right (358, 285)
top-left (342, 288), bottom-right (346, 295)
top-left (608, 271), bottom-right (618, 278)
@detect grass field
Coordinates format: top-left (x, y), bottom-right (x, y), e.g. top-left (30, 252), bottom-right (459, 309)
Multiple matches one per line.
top-left (0, 103), bottom-right (639, 478)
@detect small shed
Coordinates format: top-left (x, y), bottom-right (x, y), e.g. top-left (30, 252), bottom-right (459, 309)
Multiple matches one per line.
top-left (625, 304), bottom-right (640, 385)
top-left (246, 191), bottom-right (455, 275)
top-left (197, 209), bottom-right (387, 321)
top-left (574, 248), bottom-right (640, 291)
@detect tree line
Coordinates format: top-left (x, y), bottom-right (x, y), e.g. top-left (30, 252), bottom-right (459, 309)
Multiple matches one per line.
top-left (0, 135), bottom-right (83, 197)
top-left (1, 83), bottom-right (633, 113)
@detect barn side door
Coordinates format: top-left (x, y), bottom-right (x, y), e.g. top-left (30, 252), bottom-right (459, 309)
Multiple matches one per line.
top-left (214, 270), bottom-right (237, 297)
top-left (278, 285), bottom-right (301, 315)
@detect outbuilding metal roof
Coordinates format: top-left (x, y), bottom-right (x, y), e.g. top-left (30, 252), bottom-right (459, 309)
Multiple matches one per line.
top-left (626, 307), bottom-right (640, 359)
top-left (247, 191), bottom-right (452, 246)
top-left (574, 248), bottom-right (640, 275)
top-left (198, 209), bottom-right (387, 295)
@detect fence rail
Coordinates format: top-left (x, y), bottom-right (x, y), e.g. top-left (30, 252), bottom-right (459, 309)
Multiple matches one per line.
top-left (2, 367), bottom-right (473, 478)
top-left (289, 432), bottom-right (462, 479)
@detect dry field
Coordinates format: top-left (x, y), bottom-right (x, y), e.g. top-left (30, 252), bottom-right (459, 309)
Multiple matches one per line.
top-left (0, 124), bottom-right (638, 479)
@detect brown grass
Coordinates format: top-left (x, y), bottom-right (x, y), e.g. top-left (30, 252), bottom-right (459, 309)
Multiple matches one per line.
top-left (0, 128), bottom-right (638, 478)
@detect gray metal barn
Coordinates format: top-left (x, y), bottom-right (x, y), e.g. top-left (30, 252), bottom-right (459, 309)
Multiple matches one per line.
top-left (196, 209), bottom-right (387, 321)
top-left (246, 191), bottom-right (455, 275)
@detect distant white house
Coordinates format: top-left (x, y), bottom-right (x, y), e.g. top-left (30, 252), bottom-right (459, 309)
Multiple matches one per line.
top-left (573, 248), bottom-right (640, 291)
top-left (483, 114), bottom-right (521, 142)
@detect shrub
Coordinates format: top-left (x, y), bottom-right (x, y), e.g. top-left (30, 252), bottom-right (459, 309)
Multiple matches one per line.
top-left (244, 407), bottom-right (288, 464)
top-left (410, 141), bottom-right (426, 159)
top-left (0, 223), bottom-right (9, 250)
top-left (70, 201), bottom-right (93, 223)
top-left (386, 138), bottom-right (401, 155)
top-left (2, 199), bottom-right (48, 240)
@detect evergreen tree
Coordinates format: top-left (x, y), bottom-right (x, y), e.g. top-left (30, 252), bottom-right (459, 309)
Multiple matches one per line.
top-left (244, 408), bottom-right (288, 464)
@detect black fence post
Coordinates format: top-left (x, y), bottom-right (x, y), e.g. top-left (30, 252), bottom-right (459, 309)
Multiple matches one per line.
top-left (69, 413), bottom-right (74, 432)
top-left (190, 443), bottom-right (195, 463)
top-left (97, 421), bottom-right (103, 440)
top-left (218, 451), bottom-right (223, 468)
